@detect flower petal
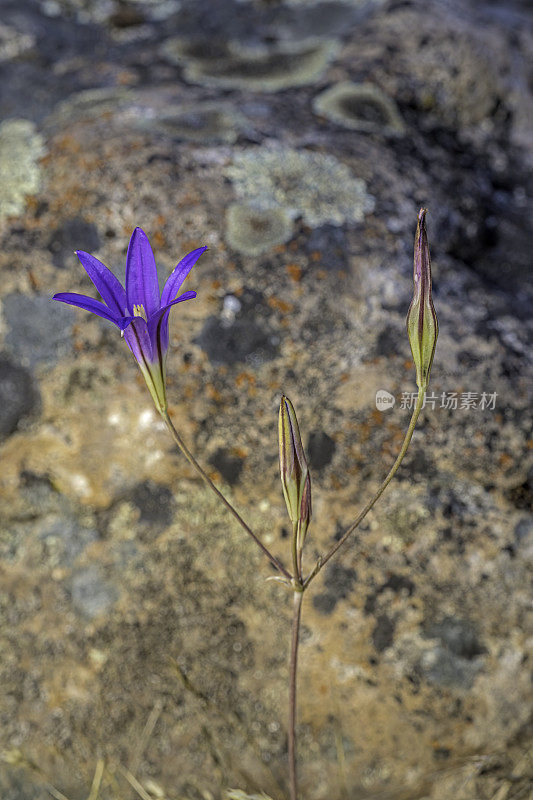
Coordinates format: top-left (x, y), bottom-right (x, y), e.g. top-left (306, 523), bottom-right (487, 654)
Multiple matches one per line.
top-left (147, 291), bottom-right (197, 357)
top-left (123, 316), bottom-right (154, 365)
top-left (53, 292), bottom-right (123, 327)
top-left (125, 228), bottom-right (161, 318)
top-left (161, 246), bottom-right (206, 306)
top-left (75, 250), bottom-right (127, 316)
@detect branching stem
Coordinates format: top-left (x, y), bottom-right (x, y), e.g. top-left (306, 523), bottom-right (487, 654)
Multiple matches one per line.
top-left (162, 387), bottom-right (425, 800)
top-left (304, 388), bottom-right (425, 588)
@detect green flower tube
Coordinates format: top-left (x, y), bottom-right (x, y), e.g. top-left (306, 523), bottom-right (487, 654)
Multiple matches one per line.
top-left (278, 396), bottom-right (312, 546)
top-left (406, 208), bottom-right (439, 390)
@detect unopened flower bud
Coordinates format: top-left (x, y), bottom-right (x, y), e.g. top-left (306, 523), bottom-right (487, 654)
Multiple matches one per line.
top-left (279, 396), bottom-right (312, 539)
top-left (406, 208), bottom-right (438, 390)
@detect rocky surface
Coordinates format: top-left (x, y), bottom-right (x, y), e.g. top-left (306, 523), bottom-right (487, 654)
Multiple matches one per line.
top-left (0, 1), bottom-right (531, 799)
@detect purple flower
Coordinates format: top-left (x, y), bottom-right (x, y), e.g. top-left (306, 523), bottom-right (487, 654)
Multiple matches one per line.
top-left (54, 227), bottom-right (206, 412)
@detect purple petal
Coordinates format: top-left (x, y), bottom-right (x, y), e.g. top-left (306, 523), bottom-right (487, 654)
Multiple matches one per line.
top-left (53, 292), bottom-right (123, 327)
top-left (122, 316), bottom-right (154, 365)
top-left (125, 228), bottom-right (161, 318)
top-left (161, 246), bottom-right (206, 307)
top-left (147, 291), bottom-right (197, 356)
top-left (76, 251), bottom-right (127, 316)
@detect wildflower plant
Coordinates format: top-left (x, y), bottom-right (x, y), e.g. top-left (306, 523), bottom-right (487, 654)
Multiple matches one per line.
top-left (54, 210), bottom-right (438, 800)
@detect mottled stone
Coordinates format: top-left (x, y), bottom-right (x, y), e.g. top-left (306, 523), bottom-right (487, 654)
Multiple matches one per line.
top-left (423, 617), bottom-right (486, 661)
top-left (0, 22), bottom-right (35, 61)
top-left (3, 294), bottom-right (74, 369)
top-left (195, 316), bottom-right (278, 365)
top-left (304, 224), bottom-right (349, 272)
top-left (129, 480), bottom-right (174, 527)
top-left (48, 217), bottom-right (101, 269)
top-left (134, 102), bottom-right (249, 145)
top-left (39, 517), bottom-right (99, 566)
top-left (70, 566), bottom-right (118, 619)
top-left (375, 323), bottom-right (405, 357)
top-left (18, 471), bottom-right (59, 516)
top-left (0, 119), bottom-right (44, 220)
top-left (372, 613), bottom-right (395, 652)
top-left (419, 646), bottom-right (484, 690)
top-left (312, 563), bottom-right (357, 614)
top-left (364, 573), bottom-right (415, 614)
top-left (514, 516), bottom-right (533, 546)
top-left (225, 203), bottom-right (294, 256)
top-left (0, 355), bottom-right (40, 439)
top-left (312, 592), bottom-right (338, 614)
top-left (0, 767), bottom-right (50, 800)
top-left (209, 448), bottom-right (245, 486)
top-left (307, 430), bottom-right (336, 470)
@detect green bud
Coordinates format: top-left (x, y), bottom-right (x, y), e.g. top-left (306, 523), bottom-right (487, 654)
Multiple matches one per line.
top-left (406, 208), bottom-right (438, 390)
top-left (278, 396), bottom-right (312, 540)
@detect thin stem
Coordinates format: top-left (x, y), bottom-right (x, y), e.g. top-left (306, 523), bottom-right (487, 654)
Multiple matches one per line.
top-left (288, 590), bottom-right (303, 800)
top-left (291, 521), bottom-right (302, 586)
top-left (160, 409), bottom-right (292, 581)
top-left (304, 388), bottom-right (425, 588)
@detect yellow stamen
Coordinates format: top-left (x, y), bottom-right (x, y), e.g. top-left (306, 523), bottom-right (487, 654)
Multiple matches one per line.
top-left (133, 304), bottom-right (147, 321)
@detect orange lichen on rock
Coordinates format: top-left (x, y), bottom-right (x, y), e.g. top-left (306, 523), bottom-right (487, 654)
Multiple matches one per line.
top-left (287, 263), bottom-right (302, 282)
top-left (267, 296), bottom-right (294, 313)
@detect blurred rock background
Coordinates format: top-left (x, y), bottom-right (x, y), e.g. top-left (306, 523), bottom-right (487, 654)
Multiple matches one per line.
top-left (0, 1), bottom-right (531, 798)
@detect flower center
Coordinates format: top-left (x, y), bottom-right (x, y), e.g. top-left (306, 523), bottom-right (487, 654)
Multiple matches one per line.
top-left (133, 304), bottom-right (147, 321)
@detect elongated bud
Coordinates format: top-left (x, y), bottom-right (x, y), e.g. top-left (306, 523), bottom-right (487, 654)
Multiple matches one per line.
top-left (406, 208), bottom-right (438, 390)
top-left (279, 396), bottom-right (312, 537)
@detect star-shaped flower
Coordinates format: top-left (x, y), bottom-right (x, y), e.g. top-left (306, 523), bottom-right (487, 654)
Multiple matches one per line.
top-left (54, 227), bottom-right (206, 412)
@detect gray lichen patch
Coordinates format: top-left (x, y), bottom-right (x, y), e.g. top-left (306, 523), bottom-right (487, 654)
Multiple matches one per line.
top-left (412, 33), bottom-right (500, 127)
top-left (224, 145), bottom-right (374, 227)
top-left (70, 565), bottom-right (118, 619)
top-left (0, 22), bottom-right (35, 61)
top-left (134, 102), bottom-right (249, 145)
top-left (163, 37), bottom-right (340, 92)
top-left (225, 203), bottom-right (294, 256)
top-left (161, 37), bottom-right (232, 64)
top-left (46, 87), bottom-right (136, 125)
top-left (0, 119), bottom-right (44, 220)
top-left (313, 81), bottom-right (405, 134)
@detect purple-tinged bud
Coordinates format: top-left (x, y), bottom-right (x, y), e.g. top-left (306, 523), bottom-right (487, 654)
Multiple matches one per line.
top-left (279, 396), bottom-right (312, 541)
top-left (406, 208), bottom-right (439, 390)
